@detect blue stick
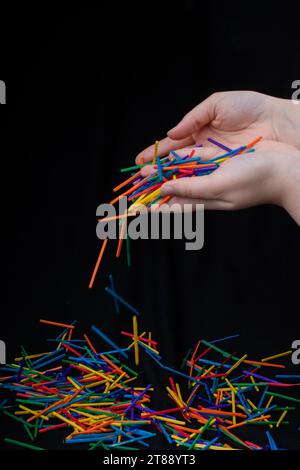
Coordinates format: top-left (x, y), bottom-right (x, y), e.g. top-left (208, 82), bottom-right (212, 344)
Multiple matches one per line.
top-left (91, 325), bottom-right (128, 358)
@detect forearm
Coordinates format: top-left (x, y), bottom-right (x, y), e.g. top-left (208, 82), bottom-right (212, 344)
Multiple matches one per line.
top-left (281, 154), bottom-right (300, 225)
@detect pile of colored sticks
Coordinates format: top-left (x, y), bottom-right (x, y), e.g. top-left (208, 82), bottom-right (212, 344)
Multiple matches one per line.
top-left (89, 136), bottom-right (262, 288)
top-left (1, 296), bottom-right (299, 450)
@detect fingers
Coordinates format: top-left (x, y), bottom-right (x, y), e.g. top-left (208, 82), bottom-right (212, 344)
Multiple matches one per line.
top-left (150, 196), bottom-right (231, 211)
top-left (160, 174), bottom-right (222, 200)
top-left (167, 93), bottom-right (218, 140)
top-left (167, 196), bottom-right (232, 210)
top-left (141, 165), bottom-right (156, 177)
top-left (135, 136), bottom-right (194, 164)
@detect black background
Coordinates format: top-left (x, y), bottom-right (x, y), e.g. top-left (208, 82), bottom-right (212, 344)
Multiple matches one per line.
top-left (0, 1), bottom-right (299, 452)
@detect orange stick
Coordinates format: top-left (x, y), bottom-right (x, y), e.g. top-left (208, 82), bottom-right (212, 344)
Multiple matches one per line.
top-left (88, 238), bottom-right (108, 289)
top-left (39, 320), bottom-right (75, 330)
top-left (98, 213), bottom-right (134, 223)
top-left (243, 359), bottom-right (285, 369)
top-left (188, 340), bottom-right (201, 386)
top-left (83, 334), bottom-right (98, 354)
top-left (155, 195), bottom-right (171, 209)
top-left (190, 406), bottom-right (247, 418)
top-left (113, 170), bottom-right (141, 193)
top-left (100, 354), bottom-right (129, 378)
top-left (227, 415), bottom-right (271, 430)
top-left (110, 179), bottom-right (148, 204)
top-left (246, 135), bottom-right (263, 150)
top-left (116, 220), bottom-right (127, 258)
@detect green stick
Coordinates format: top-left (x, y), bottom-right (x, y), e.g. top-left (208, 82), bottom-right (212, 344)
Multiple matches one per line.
top-left (4, 438), bottom-right (45, 450)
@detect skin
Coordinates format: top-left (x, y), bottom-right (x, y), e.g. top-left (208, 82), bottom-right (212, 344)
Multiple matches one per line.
top-left (135, 91), bottom-right (300, 224)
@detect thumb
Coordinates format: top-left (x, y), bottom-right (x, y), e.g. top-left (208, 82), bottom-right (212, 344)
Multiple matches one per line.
top-left (160, 174), bottom-right (220, 200)
top-left (167, 93), bottom-right (218, 140)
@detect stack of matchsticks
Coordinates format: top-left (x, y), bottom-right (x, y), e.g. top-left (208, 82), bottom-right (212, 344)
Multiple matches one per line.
top-left (0, 283), bottom-right (299, 450)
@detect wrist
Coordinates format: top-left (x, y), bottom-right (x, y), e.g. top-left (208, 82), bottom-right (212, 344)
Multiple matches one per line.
top-left (273, 97), bottom-right (300, 150)
top-left (278, 150), bottom-right (300, 224)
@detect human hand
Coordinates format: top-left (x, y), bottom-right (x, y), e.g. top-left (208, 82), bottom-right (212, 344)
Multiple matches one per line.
top-left (135, 91), bottom-right (300, 164)
top-left (154, 140), bottom-right (300, 224)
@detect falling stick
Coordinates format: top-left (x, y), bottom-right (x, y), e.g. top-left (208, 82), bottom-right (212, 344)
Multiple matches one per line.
top-left (88, 238), bottom-right (108, 289)
top-left (113, 170), bottom-right (141, 192)
top-left (116, 219), bottom-right (127, 258)
top-left (105, 287), bottom-right (139, 316)
top-left (39, 320), bottom-right (75, 330)
top-left (91, 325), bottom-right (128, 358)
top-left (98, 213), bottom-right (133, 223)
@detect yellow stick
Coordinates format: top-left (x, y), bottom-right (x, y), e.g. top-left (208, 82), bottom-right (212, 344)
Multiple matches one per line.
top-left (265, 395), bottom-right (274, 408)
top-left (151, 415), bottom-right (186, 425)
top-left (51, 411), bottom-right (84, 432)
top-left (276, 410), bottom-right (288, 427)
top-left (250, 375), bottom-right (259, 392)
top-left (78, 363), bottom-right (114, 383)
top-left (152, 140), bottom-right (159, 164)
top-left (133, 315), bottom-right (139, 366)
top-left (261, 350), bottom-right (292, 362)
top-left (19, 405), bottom-right (49, 421)
top-left (225, 354), bottom-right (247, 376)
top-left (14, 351), bottom-right (52, 362)
top-left (108, 372), bottom-right (126, 391)
top-left (57, 331), bottom-right (68, 351)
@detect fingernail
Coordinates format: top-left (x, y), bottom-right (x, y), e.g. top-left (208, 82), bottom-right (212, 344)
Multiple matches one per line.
top-left (161, 184), bottom-right (174, 196)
